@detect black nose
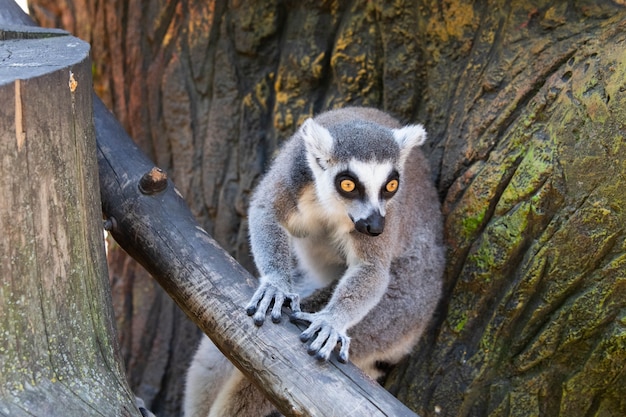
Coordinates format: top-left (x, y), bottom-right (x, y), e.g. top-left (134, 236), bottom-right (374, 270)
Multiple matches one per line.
top-left (354, 211), bottom-right (385, 236)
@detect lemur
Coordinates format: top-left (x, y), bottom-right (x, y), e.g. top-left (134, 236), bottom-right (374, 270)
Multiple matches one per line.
top-left (184, 107), bottom-right (445, 417)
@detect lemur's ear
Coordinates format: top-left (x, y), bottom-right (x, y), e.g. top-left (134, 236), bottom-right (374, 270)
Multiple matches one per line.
top-left (300, 118), bottom-right (334, 170)
top-left (392, 124), bottom-right (427, 166)
top-left (392, 124), bottom-right (427, 149)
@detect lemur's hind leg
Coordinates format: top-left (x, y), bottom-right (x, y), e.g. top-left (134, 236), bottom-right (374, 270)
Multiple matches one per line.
top-left (184, 335), bottom-right (278, 417)
top-left (184, 336), bottom-right (233, 417)
top-left (208, 369), bottom-right (277, 417)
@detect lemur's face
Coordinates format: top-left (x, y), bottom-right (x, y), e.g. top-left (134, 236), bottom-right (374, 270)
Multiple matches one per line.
top-left (300, 117), bottom-right (426, 237)
top-left (329, 159), bottom-right (399, 236)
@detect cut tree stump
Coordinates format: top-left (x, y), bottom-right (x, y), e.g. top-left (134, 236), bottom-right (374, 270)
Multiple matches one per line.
top-left (0, 21), bottom-right (142, 417)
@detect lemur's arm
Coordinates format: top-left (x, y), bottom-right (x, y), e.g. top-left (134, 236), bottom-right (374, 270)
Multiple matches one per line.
top-left (291, 260), bottom-right (390, 363)
top-left (245, 189), bottom-right (301, 325)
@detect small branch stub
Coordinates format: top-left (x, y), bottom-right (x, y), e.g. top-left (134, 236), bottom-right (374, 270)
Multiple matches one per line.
top-left (103, 217), bottom-right (117, 232)
top-left (139, 167), bottom-right (168, 195)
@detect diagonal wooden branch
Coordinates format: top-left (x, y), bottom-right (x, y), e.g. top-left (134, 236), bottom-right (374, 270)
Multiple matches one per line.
top-left (0, 1), bottom-right (421, 415)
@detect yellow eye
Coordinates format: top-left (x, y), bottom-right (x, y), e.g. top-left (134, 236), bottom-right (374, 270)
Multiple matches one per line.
top-left (340, 179), bottom-right (356, 192)
top-left (386, 179), bottom-right (399, 193)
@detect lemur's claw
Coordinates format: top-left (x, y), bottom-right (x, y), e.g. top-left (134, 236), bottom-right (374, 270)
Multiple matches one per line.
top-left (292, 312), bottom-right (350, 363)
top-left (246, 281), bottom-right (300, 326)
top-left (338, 338), bottom-right (350, 363)
top-left (252, 313), bottom-right (265, 326)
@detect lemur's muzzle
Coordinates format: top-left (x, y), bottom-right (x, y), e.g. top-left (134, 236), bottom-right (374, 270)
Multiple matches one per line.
top-left (354, 211), bottom-right (385, 236)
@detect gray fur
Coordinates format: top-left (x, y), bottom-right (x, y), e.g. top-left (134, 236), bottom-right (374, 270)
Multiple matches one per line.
top-left (184, 107), bottom-right (445, 417)
top-left (327, 121), bottom-right (401, 163)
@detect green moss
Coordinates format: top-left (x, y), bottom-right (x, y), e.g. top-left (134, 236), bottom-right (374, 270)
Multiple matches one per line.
top-left (461, 210), bottom-right (486, 237)
top-left (452, 312), bottom-right (469, 333)
top-left (495, 135), bottom-right (555, 216)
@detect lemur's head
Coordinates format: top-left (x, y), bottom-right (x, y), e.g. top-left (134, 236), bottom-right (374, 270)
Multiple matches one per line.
top-left (300, 117), bottom-right (426, 236)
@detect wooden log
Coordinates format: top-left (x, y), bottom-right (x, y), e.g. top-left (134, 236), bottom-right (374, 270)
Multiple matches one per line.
top-left (0, 19), bottom-right (141, 417)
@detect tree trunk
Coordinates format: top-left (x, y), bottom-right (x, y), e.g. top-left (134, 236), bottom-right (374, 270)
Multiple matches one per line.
top-left (29, 1), bottom-right (626, 416)
top-left (0, 16), bottom-right (141, 417)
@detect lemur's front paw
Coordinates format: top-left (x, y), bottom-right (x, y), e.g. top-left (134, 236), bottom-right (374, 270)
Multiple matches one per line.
top-left (246, 282), bottom-right (301, 326)
top-left (290, 311), bottom-right (351, 363)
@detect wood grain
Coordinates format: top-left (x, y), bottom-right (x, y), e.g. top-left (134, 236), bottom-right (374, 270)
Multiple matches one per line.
top-left (0, 16), bottom-right (140, 417)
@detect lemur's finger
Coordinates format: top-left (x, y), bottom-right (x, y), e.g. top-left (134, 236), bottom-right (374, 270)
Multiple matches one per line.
top-left (245, 287), bottom-right (265, 315)
top-left (253, 287), bottom-right (275, 326)
top-left (315, 328), bottom-right (338, 362)
top-left (252, 311), bottom-right (266, 326)
top-left (338, 335), bottom-right (350, 363)
top-left (287, 293), bottom-right (301, 313)
top-left (270, 292), bottom-right (285, 323)
top-left (298, 317), bottom-right (320, 342)
top-left (289, 311), bottom-right (312, 325)
top-left (307, 325), bottom-right (330, 356)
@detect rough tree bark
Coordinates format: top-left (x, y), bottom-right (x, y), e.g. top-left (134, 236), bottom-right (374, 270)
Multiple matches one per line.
top-left (0, 15), bottom-right (141, 417)
top-left (29, 1), bottom-right (626, 416)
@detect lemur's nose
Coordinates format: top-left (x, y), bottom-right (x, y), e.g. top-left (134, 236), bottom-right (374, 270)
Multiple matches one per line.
top-left (354, 211), bottom-right (385, 236)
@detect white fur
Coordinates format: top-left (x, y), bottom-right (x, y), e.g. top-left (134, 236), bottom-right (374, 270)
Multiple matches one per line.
top-left (286, 185), bottom-right (354, 292)
top-left (345, 159), bottom-right (394, 220)
top-left (285, 184), bottom-right (353, 238)
top-left (300, 118), bottom-right (409, 230)
top-left (184, 337), bottom-right (235, 417)
top-left (304, 157), bottom-right (397, 232)
top-left (392, 124), bottom-right (427, 148)
top-left (300, 118), bottom-right (334, 170)
top-left (286, 183), bottom-right (360, 287)
top-left (392, 124), bottom-right (427, 165)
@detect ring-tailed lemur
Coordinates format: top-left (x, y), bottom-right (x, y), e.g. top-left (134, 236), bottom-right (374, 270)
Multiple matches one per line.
top-left (184, 107), bottom-right (445, 417)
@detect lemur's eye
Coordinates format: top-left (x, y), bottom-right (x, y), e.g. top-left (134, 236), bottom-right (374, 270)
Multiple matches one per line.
top-left (381, 171), bottom-right (400, 199)
top-left (385, 179), bottom-right (399, 193)
top-left (340, 179), bottom-right (356, 192)
top-left (335, 173), bottom-right (361, 198)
